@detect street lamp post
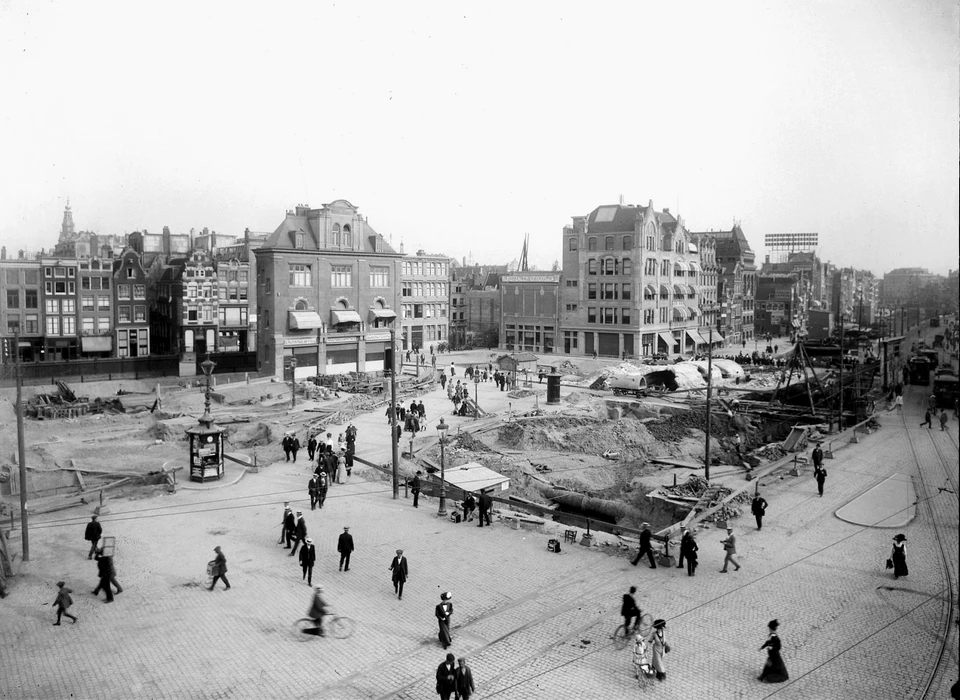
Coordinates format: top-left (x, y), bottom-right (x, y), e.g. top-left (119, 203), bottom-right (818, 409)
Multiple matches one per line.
top-left (288, 358), bottom-right (298, 409)
top-left (473, 373), bottom-right (480, 420)
top-left (436, 417), bottom-right (449, 518)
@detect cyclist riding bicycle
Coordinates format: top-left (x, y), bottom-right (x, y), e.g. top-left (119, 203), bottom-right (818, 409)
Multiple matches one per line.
top-left (307, 585), bottom-right (328, 636)
top-left (621, 586), bottom-right (641, 632)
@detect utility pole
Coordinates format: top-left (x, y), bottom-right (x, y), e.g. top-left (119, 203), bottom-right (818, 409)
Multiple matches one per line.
top-left (704, 328), bottom-right (712, 482)
top-left (389, 328), bottom-right (399, 499)
top-left (15, 329), bottom-right (29, 560)
top-left (838, 290), bottom-right (844, 431)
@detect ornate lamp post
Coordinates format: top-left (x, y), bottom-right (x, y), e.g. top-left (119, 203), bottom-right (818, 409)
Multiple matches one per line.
top-left (436, 417), bottom-right (449, 518)
top-left (200, 356), bottom-right (215, 424)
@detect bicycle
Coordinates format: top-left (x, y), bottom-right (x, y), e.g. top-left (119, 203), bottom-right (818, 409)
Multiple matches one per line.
top-left (291, 613), bottom-right (356, 641)
top-left (612, 611), bottom-right (653, 649)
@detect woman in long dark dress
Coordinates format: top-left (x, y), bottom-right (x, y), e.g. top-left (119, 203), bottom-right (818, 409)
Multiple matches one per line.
top-left (436, 592), bottom-right (454, 649)
top-left (891, 534), bottom-right (908, 579)
top-left (758, 619), bottom-right (789, 683)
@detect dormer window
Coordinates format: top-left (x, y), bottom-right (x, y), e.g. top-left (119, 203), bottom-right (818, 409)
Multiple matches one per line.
top-left (295, 232), bottom-right (304, 249)
top-left (332, 224), bottom-right (341, 246)
top-left (342, 224), bottom-right (352, 247)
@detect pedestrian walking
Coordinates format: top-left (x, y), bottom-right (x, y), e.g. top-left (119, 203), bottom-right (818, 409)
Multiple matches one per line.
top-left (337, 526), bottom-right (354, 571)
top-left (290, 511), bottom-right (307, 555)
top-left (477, 492), bottom-right (493, 527)
top-left (439, 373), bottom-right (447, 390)
top-left (676, 527), bottom-right (691, 571)
top-left (621, 586), bottom-right (640, 632)
top-left (921, 409), bottom-right (933, 429)
top-left (811, 444), bottom-right (824, 471)
top-left (336, 451), bottom-right (347, 484)
top-left (91, 549), bottom-right (115, 603)
top-left (390, 549), bottom-right (408, 599)
top-left (411, 471), bottom-right (422, 508)
top-left (650, 619), bottom-right (670, 681)
top-left (684, 531), bottom-right (699, 576)
top-left (940, 411), bottom-right (949, 431)
top-left (891, 534), bottom-right (908, 579)
top-left (52, 581), bottom-right (78, 625)
top-left (317, 471), bottom-right (328, 508)
top-left (307, 434), bottom-right (318, 461)
top-left (719, 527), bottom-right (740, 573)
top-left (436, 653), bottom-right (457, 700)
top-left (455, 657), bottom-right (475, 700)
top-left (436, 592), bottom-right (454, 649)
top-left (631, 523), bottom-right (657, 568)
top-left (290, 435), bottom-right (301, 462)
top-left (344, 444), bottom-right (354, 477)
top-left (84, 514), bottom-right (102, 559)
top-left (894, 394), bottom-right (903, 412)
top-left (208, 546), bottom-right (230, 590)
top-left (758, 619), bottom-right (789, 683)
top-left (308, 474), bottom-right (320, 511)
top-left (299, 537), bottom-right (316, 585)
top-left (752, 493), bottom-right (768, 530)
top-left (282, 433), bottom-right (293, 462)
top-left (283, 505), bottom-right (296, 548)
top-left (815, 466), bottom-right (827, 497)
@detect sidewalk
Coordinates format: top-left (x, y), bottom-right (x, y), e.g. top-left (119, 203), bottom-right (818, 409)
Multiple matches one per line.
top-left (0, 376), bottom-right (956, 699)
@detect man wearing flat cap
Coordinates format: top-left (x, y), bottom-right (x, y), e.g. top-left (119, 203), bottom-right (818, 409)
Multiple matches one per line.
top-left (337, 527), bottom-right (354, 572)
top-left (390, 549), bottom-right (408, 599)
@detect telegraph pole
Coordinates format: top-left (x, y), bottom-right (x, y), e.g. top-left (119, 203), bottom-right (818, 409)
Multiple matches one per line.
top-left (15, 329), bottom-right (29, 560)
top-left (704, 328), bottom-right (713, 481)
top-left (389, 328), bottom-right (400, 499)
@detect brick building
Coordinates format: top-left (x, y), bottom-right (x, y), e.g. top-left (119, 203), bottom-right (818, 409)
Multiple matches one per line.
top-left (501, 272), bottom-right (560, 353)
top-left (400, 251), bottom-right (451, 352)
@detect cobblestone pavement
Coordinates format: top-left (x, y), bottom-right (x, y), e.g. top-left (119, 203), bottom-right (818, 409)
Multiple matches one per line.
top-left (1, 377), bottom-right (957, 700)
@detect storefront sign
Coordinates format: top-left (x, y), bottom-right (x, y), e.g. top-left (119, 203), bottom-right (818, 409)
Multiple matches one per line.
top-left (283, 337), bottom-right (316, 347)
top-left (366, 332), bottom-right (391, 341)
top-left (326, 335), bottom-right (360, 345)
top-left (502, 273), bottom-right (560, 284)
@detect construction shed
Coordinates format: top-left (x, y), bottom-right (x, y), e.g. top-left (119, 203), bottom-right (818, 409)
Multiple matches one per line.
top-left (430, 462), bottom-right (510, 496)
top-left (497, 353), bottom-right (539, 375)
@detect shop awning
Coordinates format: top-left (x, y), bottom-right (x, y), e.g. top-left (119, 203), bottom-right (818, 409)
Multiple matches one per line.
top-left (81, 336), bottom-right (113, 352)
top-left (288, 311), bottom-right (323, 330)
top-left (688, 261), bottom-right (702, 272)
top-left (644, 284), bottom-right (657, 296)
top-left (659, 284), bottom-right (670, 296)
top-left (672, 304), bottom-right (689, 320)
top-left (673, 260), bottom-right (688, 272)
top-left (686, 329), bottom-right (708, 345)
top-left (713, 333), bottom-right (725, 344)
top-left (687, 285), bottom-right (697, 296)
top-left (331, 309), bottom-right (363, 325)
top-left (673, 284), bottom-right (686, 295)
top-left (369, 308), bottom-right (397, 320)
top-left (658, 331), bottom-right (676, 349)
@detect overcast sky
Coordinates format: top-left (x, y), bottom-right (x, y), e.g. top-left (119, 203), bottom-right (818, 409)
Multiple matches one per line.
top-left (1, 1), bottom-right (957, 276)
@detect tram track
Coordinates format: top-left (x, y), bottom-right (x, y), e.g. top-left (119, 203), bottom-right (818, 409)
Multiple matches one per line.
top-left (902, 395), bottom-right (959, 699)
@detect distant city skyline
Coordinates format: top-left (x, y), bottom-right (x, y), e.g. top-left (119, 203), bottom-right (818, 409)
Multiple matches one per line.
top-left (1, 1), bottom-right (957, 277)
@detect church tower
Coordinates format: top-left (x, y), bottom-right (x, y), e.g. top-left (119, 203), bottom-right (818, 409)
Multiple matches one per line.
top-left (60, 199), bottom-right (76, 242)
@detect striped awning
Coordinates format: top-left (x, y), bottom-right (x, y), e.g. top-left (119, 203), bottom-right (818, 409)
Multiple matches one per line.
top-left (330, 309), bottom-right (363, 325)
top-left (659, 284), bottom-right (670, 296)
top-left (658, 331), bottom-right (676, 350)
top-left (686, 329), bottom-right (708, 345)
top-left (674, 260), bottom-right (688, 272)
top-left (672, 304), bottom-right (689, 320)
top-left (687, 285), bottom-right (697, 295)
top-left (688, 261), bottom-right (702, 272)
top-left (288, 311), bottom-right (323, 330)
top-left (673, 284), bottom-right (686, 295)
top-left (644, 284), bottom-right (657, 296)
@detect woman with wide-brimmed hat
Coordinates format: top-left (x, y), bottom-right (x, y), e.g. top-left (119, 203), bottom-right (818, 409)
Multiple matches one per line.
top-left (650, 618), bottom-right (670, 681)
top-left (758, 619), bottom-right (789, 682)
top-left (891, 534), bottom-right (908, 579)
top-left (436, 592), bottom-right (454, 649)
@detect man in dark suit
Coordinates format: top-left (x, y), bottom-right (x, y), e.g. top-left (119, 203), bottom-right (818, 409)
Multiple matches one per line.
top-left (477, 492), bottom-right (493, 527)
top-left (811, 444), bottom-right (824, 471)
top-left (676, 527), bottom-right (692, 569)
top-left (751, 493), bottom-right (769, 530)
top-left (299, 537), bottom-right (316, 585)
top-left (283, 506), bottom-right (296, 549)
top-left (620, 585), bottom-right (640, 632)
top-left (307, 435), bottom-right (318, 461)
top-left (436, 653), bottom-right (457, 700)
top-left (337, 527), bottom-right (354, 571)
top-left (84, 514), bottom-right (102, 559)
top-left (411, 471), bottom-right (422, 508)
top-left (455, 657), bottom-right (475, 700)
top-left (631, 523), bottom-right (657, 568)
top-left (308, 474), bottom-right (320, 511)
top-left (290, 511), bottom-right (307, 556)
top-left (389, 549), bottom-right (408, 599)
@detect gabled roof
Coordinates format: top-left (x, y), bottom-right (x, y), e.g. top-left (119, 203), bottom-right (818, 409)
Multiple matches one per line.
top-left (689, 225), bottom-right (755, 258)
top-left (262, 203), bottom-right (398, 255)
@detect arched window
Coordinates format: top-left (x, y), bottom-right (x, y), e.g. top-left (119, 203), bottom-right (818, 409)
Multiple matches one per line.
top-left (568, 238), bottom-right (577, 251)
top-left (587, 237), bottom-right (598, 252)
top-left (343, 224), bottom-right (352, 247)
top-left (295, 299), bottom-right (308, 311)
top-left (604, 236), bottom-right (614, 251)
top-left (622, 258), bottom-right (633, 275)
top-left (622, 235), bottom-right (632, 250)
top-left (602, 258), bottom-right (617, 275)
top-left (332, 224), bottom-right (341, 246)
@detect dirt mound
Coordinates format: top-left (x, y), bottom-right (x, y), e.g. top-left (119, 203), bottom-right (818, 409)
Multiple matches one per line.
top-left (148, 420), bottom-right (188, 443)
top-left (497, 415), bottom-right (657, 457)
top-left (228, 422), bottom-right (276, 448)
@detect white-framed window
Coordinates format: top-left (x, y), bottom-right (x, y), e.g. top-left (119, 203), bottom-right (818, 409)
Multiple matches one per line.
top-left (82, 295), bottom-right (95, 311)
top-left (62, 299), bottom-right (76, 314)
top-left (63, 317), bottom-right (75, 334)
top-left (46, 317), bottom-right (60, 335)
top-left (289, 264), bottom-right (312, 287)
top-left (82, 317), bottom-right (95, 335)
top-left (45, 299), bottom-right (59, 314)
top-left (98, 296), bottom-right (110, 310)
top-left (99, 316), bottom-right (112, 333)
top-left (119, 306), bottom-right (131, 323)
top-left (134, 285), bottom-right (146, 299)
top-left (370, 266), bottom-right (389, 287)
top-left (55, 268), bottom-right (66, 278)
top-left (331, 265), bottom-right (352, 287)
top-left (134, 305), bottom-right (146, 322)
top-left (118, 284), bottom-right (131, 299)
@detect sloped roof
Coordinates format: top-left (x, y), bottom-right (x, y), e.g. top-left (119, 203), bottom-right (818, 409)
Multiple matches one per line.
top-left (262, 205), bottom-right (398, 255)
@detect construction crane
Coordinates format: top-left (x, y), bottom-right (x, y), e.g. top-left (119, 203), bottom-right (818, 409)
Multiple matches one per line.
top-left (517, 233), bottom-right (530, 272)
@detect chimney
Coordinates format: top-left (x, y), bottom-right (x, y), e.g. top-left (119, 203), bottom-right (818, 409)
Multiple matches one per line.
top-left (0, 246), bottom-right (5, 260)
